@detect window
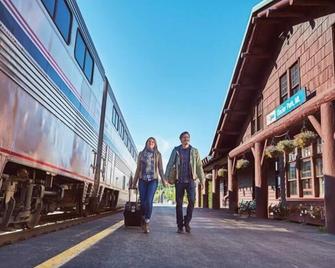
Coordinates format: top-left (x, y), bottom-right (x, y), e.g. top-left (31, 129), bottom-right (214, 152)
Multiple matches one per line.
top-left (280, 73), bottom-right (288, 103)
top-left (315, 158), bottom-right (323, 177)
top-left (290, 62), bottom-right (300, 95)
top-left (301, 159), bottom-right (312, 196)
top-left (75, 30), bottom-right (94, 83)
top-left (251, 98), bottom-right (263, 135)
top-left (112, 107), bottom-right (119, 130)
top-left (41, 0), bottom-right (55, 16)
top-left (41, 0), bottom-right (72, 44)
top-left (279, 61), bottom-right (301, 103)
top-left (84, 51), bottom-right (93, 82)
top-left (74, 31), bottom-right (85, 68)
top-left (288, 162), bottom-right (297, 196)
top-left (119, 121), bottom-right (124, 139)
top-left (288, 149), bottom-right (297, 162)
top-left (124, 132), bottom-right (129, 146)
top-left (315, 157), bottom-right (324, 197)
top-left (301, 145), bottom-right (312, 158)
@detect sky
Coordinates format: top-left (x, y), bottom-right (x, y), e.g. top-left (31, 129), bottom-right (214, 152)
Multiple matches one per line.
top-left (77, 0), bottom-right (260, 164)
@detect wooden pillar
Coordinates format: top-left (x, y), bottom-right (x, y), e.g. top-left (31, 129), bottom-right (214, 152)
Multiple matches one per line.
top-left (254, 142), bottom-right (268, 218)
top-left (212, 169), bottom-right (220, 209)
top-left (203, 180), bottom-right (209, 208)
top-left (321, 102), bottom-right (335, 234)
top-left (228, 157), bottom-right (238, 212)
top-left (197, 185), bottom-right (203, 208)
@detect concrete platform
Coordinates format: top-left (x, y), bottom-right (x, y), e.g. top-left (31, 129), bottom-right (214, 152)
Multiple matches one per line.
top-left (0, 206), bottom-right (335, 268)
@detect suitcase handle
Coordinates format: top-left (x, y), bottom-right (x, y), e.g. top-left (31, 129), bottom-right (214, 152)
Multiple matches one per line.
top-left (128, 187), bottom-right (138, 203)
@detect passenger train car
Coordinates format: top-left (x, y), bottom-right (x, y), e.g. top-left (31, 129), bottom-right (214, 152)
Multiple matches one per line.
top-left (0, 0), bottom-right (137, 228)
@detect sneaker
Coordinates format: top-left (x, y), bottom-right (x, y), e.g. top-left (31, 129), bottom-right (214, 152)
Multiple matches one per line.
top-left (177, 227), bottom-right (184, 234)
top-left (184, 223), bottom-right (191, 233)
top-left (144, 219), bottom-right (150, 233)
top-left (184, 216), bottom-right (191, 233)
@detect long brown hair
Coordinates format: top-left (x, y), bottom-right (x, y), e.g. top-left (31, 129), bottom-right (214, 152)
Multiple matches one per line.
top-left (143, 137), bottom-right (159, 152)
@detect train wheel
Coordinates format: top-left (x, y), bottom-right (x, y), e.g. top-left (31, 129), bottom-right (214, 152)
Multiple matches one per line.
top-left (26, 199), bottom-right (43, 229)
top-left (1, 197), bottom-right (15, 229)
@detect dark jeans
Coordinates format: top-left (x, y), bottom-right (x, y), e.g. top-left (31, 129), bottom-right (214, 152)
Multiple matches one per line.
top-left (138, 179), bottom-right (158, 220)
top-left (175, 181), bottom-right (195, 228)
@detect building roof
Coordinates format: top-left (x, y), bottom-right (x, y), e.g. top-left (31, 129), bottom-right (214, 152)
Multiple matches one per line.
top-left (204, 0), bottom-right (335, 168)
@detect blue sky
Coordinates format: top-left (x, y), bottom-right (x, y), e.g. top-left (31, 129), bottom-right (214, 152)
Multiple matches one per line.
top-left (77, 0), bottom-right (260, 164)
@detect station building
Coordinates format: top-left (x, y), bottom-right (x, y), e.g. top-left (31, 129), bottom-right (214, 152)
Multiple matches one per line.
top-left (201, 0), bottom-right (335, 233)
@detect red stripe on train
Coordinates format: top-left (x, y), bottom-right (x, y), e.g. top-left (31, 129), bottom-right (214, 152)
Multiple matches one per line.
top-left (0, 147), bottom-right (94, 182)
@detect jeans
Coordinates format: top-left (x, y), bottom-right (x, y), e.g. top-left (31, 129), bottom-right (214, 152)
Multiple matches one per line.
top-left (138, 179), bottom-right (158, 221)
top-left (175, 181), bottom-right (195, 228)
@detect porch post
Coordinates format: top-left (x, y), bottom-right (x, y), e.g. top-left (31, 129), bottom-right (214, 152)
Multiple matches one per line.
top-left (321, 102), bottom-right (335, 234)
top-left (228, 157), bottom-right (238, 212)
top-left (212, 169), bottom-right (221, 209)
top-left (254, 142), bottom-right (268, 218)
top-left (203, 180), bottom-right (209, 208)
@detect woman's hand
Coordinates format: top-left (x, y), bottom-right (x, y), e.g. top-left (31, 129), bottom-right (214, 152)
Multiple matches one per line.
top-left (162, 179), bottom-right (169, 187)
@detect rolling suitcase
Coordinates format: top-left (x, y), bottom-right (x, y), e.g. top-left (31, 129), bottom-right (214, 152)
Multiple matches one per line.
top-left (124, 187), bottom-right (142, 227)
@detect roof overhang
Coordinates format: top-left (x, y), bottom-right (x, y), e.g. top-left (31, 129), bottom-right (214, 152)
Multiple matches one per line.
top-left (205, 0), bottom-right (335, 168)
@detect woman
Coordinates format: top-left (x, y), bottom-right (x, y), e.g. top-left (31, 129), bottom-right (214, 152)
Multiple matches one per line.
top-left (132, 137), bottom-right (167, 233)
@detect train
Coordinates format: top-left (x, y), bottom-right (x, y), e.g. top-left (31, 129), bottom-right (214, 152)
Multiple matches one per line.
top-left (0, 0), bottom-right (137, 228)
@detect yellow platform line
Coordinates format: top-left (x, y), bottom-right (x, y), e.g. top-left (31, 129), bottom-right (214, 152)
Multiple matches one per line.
top-left (35, 220), bottom-right (124, 268)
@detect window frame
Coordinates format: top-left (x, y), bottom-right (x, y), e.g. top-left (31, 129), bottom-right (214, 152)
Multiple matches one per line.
top-left (279, 73), bottom-right (288, 103)
top-left (251, 97), bottom-right (263, 135)
top-left (112, 106), bottom-right (119, 130)
top-left (74, 29), bottom-right (94, 84)
top-left (289, 61), bottom-right (301, 95)
top-left (279, 61), bottom-right (301, 104)
top-left (41, 0), bottom-right (73, 45)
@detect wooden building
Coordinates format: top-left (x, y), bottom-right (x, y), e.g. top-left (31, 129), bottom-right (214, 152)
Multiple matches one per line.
top-left (202, 0), bottom-right (335, 233)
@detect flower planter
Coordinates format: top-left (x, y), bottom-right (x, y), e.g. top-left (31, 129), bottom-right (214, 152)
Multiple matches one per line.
top-left (276, 139), bottom-right (295, 154)
top-left (264, 145), bottom-right (281, 159)
top-left (236, 159), bottom-right (249, 170)
top-left (218, 168), bottom-right (227, 177)
top-left (293, 131), bottom-right (317, 148)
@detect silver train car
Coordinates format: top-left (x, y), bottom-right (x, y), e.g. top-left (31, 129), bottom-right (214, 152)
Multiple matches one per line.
top-left (0, 0), bottom-right (137, 228)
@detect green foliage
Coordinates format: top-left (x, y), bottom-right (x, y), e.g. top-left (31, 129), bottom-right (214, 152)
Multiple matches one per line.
top-left (236, 159), bottom-right (249, 170)
top-left (276, 139), bottom-right (295, 154)
top-left (238, 200), bottom-right (256, 216)
top-left (294, 131), bottom-right (317, 148)
top-left (269, 201), bottom-right (289, 218)
top-left (218, 168), bottom-right (227, 177)
top-left (264, 145), bottom-right (281, 159)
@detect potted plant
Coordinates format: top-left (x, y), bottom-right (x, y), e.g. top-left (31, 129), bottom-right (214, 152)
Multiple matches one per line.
top-left (276, 139), bottom-right (295, 154)
top-left (218, 168), bottom-right (227, 177)
top-left (264, 145), bottom-right (281, 159)
top-left (236, 159), bottom-right (249, 170)
top-left (293, 130), bottom-right (317, 148)
top-left (269, 201), bottom-right (289, 220)
top-left (239, 200), bottom-right (256, 217)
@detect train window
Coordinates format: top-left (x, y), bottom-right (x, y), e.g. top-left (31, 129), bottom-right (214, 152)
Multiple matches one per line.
top-left (124, 132), bottom-right (129, 146)
top-left (119, 122), bottom-right (124, 139)
top-left (74, 30), bottom-right (94, 84)
top-left (84, 51), bottom-right (94, 82)
top-left (74, 31), bottom-right (85, 68)
top-left (112, 107), bottom-right (119, 130)
top-left (41, 0), bottom-right (72, 44)
top-left (54, 0), bottom-right (72, 43)
top-left (41, 0), bottom-right (55, 16)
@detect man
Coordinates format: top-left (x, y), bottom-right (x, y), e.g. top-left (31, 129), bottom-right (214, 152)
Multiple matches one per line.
top-left (165, 131), bottom-right (205, 233)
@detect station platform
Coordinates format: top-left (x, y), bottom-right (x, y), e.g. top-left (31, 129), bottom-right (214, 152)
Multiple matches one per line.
top-left (0, 206), bottom-right (335, 268)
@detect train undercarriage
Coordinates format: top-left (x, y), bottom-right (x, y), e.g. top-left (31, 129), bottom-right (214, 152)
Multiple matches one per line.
top-left (0, 162), bottom-right (119, 229)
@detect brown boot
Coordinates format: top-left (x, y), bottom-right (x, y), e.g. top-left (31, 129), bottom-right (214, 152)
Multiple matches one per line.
top-left (143, 219), bottom-right (150, 233)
